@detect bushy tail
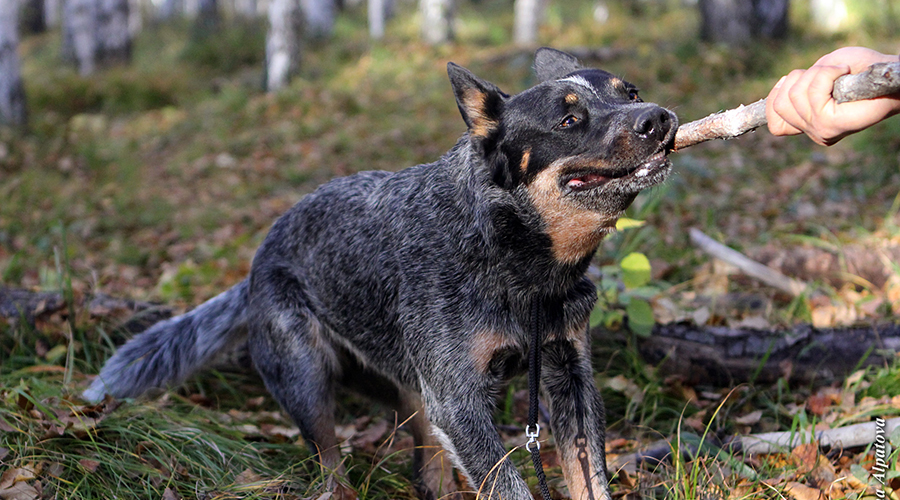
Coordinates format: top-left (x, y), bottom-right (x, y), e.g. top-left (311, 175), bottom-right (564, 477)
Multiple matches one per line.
top-left (83, 279), bottom-right (250, 402)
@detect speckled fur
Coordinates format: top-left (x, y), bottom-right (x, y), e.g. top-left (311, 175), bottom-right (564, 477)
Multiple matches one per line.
top-left (85, 48), bottom-right (678, 500)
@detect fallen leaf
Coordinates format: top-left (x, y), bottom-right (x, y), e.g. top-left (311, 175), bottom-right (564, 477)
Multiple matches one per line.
top-left (784, 481), bottom-right (822, 500)
top-left (78, 459), bottom-right (100, 473)
top-left (234, 468), bottom-right (262, 486)
top-left (161, 487), bottom-right (180, 500)
top-left (0, 481), bottom-right (39, 500)
top-left (791, 443), bottom-right (819, 468)
top-left (734, 410), bottom-right (763, 426)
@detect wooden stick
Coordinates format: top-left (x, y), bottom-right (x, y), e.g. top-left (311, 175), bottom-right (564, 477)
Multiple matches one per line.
top-left (736, 416), bottom-right (900, 455)
top-left (688, 227), bottom-right (808, 297)
top-left (674, 61), bottom-right (900, 150)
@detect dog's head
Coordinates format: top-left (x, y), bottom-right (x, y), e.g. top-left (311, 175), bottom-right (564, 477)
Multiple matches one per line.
top-left (448, 48), bottom-right (678, 265)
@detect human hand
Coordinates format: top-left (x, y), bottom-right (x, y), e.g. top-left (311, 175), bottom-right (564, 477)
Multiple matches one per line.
top-left (766, 47), bottom-right (900, 145)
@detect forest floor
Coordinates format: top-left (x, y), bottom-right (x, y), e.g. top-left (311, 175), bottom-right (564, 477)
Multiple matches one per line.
top-left (3, 1), bottom-right (900, 499)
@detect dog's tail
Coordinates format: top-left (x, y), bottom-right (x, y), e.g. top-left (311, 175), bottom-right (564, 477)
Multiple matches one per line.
top-left (82, 279), bottom-right (250, 402)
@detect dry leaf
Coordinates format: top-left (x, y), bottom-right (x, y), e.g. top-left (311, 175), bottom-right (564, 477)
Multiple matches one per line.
top-left (0, 481), bottom-right (39, 500)
top-left (784, 481), bottom-right (822, 500)
top-left (734, 410), bottom-right (763, 425)
top-left (234, 468), bottom-right (262, 486)
top-left (791, 442), bottom-right (820, 473)
top-left (161, 487), bottom-right (180, 500)
top-left (78, 459), bottom-right (100, 473)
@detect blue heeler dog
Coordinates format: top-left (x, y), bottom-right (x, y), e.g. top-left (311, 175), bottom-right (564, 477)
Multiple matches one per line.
top-left (84, 48), bottom-right (677, 500)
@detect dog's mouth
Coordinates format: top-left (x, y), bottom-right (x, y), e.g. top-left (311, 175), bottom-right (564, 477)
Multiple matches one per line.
top-left (563, 149), bottom-right (670, 193)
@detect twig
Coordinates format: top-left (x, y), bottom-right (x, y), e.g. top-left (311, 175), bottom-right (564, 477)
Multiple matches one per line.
top-left (735, 417), bottom-right (900, 455)
top-left (688, 227), bottom-right (808, 297)
top-left (612, 417), bottom-right (900, 472)
top-left (674, 61), bottom-right (900, 150)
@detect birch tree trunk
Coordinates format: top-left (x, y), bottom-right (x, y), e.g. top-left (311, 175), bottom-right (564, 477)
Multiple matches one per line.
top-left (159, 0), bottom-right (184, 18)
top-left (419, 0), bottom-right (453, 45)
top-left (0, 0), bottom-right (27, 126)
top-left (97, 0), bottom-right (132, 66)
top-left (699, 0), bottom-right (753, 45)
top-left (45, 0), bottom-right (61, 27)
top-left (810, 0), bottom-right (847, 32)
top-left (368, 0), bottom-right (385, 39)
top-left (513, 0), bottom-right (543, 46)
top-left (266, 0), bottom-right (302, 91)
top-left (63, 0), bottom-right (99, 75)
top-left (300, 0), bottom-right (335, 38)
top-left (234, 0), bottom-right (258, 17)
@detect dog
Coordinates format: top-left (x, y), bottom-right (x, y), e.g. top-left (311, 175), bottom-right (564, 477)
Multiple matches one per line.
top-left (83, 47), bottom-right (677, 500)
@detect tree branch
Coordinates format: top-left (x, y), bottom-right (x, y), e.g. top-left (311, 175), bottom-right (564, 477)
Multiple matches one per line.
top-left (674, 61), bottom-right (900, 150)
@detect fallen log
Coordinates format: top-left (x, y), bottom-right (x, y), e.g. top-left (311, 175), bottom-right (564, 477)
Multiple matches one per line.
top-left (637, 320), bottom-right (900, 385)
top-left (611, 417), bottom-right (900, 473)
top-left (674, 61), bottom-right (900, 150)
top-left (0, 286), bottom-right (172, 333)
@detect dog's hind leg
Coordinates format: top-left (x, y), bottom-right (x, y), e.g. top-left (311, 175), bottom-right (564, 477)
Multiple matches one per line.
top-left (400, 394), bottom-right (462, 500)
top-left (247, 271), bottom-right (353, 498)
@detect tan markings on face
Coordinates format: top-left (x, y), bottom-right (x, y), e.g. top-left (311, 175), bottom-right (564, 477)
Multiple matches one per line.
top-left (470, 330), bottom-right (515, 374)
top-left (565, 93), bottom-right (579, 105)
top-left (526, 160), bottom-right (617, 265)
top-left (462, 88), bottom-right (498, 138)
top-left (609, 77), bottom-right (623, 89)
top-left (560, 440), bottom-right (609, 500)
top-left (520, 147), bottom-right (531, 173)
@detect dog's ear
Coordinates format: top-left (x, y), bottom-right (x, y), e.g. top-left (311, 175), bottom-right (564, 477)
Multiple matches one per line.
top-left (533, 47), bottom-right (581, 82)
top-left (447, 62), bottom-right (506, 139)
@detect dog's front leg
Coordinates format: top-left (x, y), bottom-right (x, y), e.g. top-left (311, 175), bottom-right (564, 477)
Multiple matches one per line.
top-left (422, 382), bottom-right (533, 500)
top-left (542, 337), bottom-right (612, 500)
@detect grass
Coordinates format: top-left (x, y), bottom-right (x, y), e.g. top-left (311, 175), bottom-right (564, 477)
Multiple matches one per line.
top-left (3, 0), bottom-right (900, 498)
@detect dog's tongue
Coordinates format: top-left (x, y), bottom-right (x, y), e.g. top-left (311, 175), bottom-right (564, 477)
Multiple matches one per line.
top-left (567, 173), bottom-right (609, 190)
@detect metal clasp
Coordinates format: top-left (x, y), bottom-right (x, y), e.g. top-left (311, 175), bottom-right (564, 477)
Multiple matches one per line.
top-left (525, 424), bottom-right (541, 452)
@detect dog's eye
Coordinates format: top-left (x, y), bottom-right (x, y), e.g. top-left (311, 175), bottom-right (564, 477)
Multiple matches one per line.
top-left (628, 89), bottom-right (642, 102)
top-left (557, 115), bottom-right (579, 129)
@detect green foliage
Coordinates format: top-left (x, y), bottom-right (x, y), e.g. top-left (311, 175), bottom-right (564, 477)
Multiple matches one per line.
top-left (180, 19), bottom-right (267, 73)
top-left (591, 249), bottom-right (661, 336)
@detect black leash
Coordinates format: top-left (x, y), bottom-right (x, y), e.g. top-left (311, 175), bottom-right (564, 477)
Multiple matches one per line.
top-left (526, 298), bottom-right (553, 500)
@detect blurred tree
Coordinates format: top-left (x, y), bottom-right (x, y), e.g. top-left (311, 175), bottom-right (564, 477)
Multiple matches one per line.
top-left (368, 0), bottom-right (394, 39)
top-left (234, 0), bottom-right (259, 17)
top-left (62, 0), bottom-right (132, 75)
top-left (63, 0), bottom-right (99, 75)
top-left (0, 0), bottom-right (27, 126)
top-left (98, 0), bottom-right (132, 64)
top-left (301, 0), bottom-right (336, 38)
top-left (22, 0), bottom-right (47, 34)
top-left (45, 0), bottom-right (61, 27)
top-left (699, 0), bottom-right (788, 45)
top-left (810, 0), bottom-right (847, 33)
top-left (266, 0), bottom-right (303, 91)
top-left (159, 0), bottom-right (184, 18)
top-left (513, 0), bottom-right (544, 46)
top-left (419, 0), bottom-right (453, 44)
top-left (194, 0), bottom-right (219, 33)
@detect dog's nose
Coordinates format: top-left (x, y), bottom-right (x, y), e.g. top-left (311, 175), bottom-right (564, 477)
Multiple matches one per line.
top-left (632, 106), bottom-right (673, 143)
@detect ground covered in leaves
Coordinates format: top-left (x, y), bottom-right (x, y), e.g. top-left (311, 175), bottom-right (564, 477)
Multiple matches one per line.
top-left (3, 0), bottom-right (900, 499)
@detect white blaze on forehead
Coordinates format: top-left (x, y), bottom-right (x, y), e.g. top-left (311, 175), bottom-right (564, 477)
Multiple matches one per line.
top-left (557, 75), bottom-right (600, 99)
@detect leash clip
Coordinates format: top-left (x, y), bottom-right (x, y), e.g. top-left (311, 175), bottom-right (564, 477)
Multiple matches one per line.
top-left (525, 424), bottom-right (541, 452)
